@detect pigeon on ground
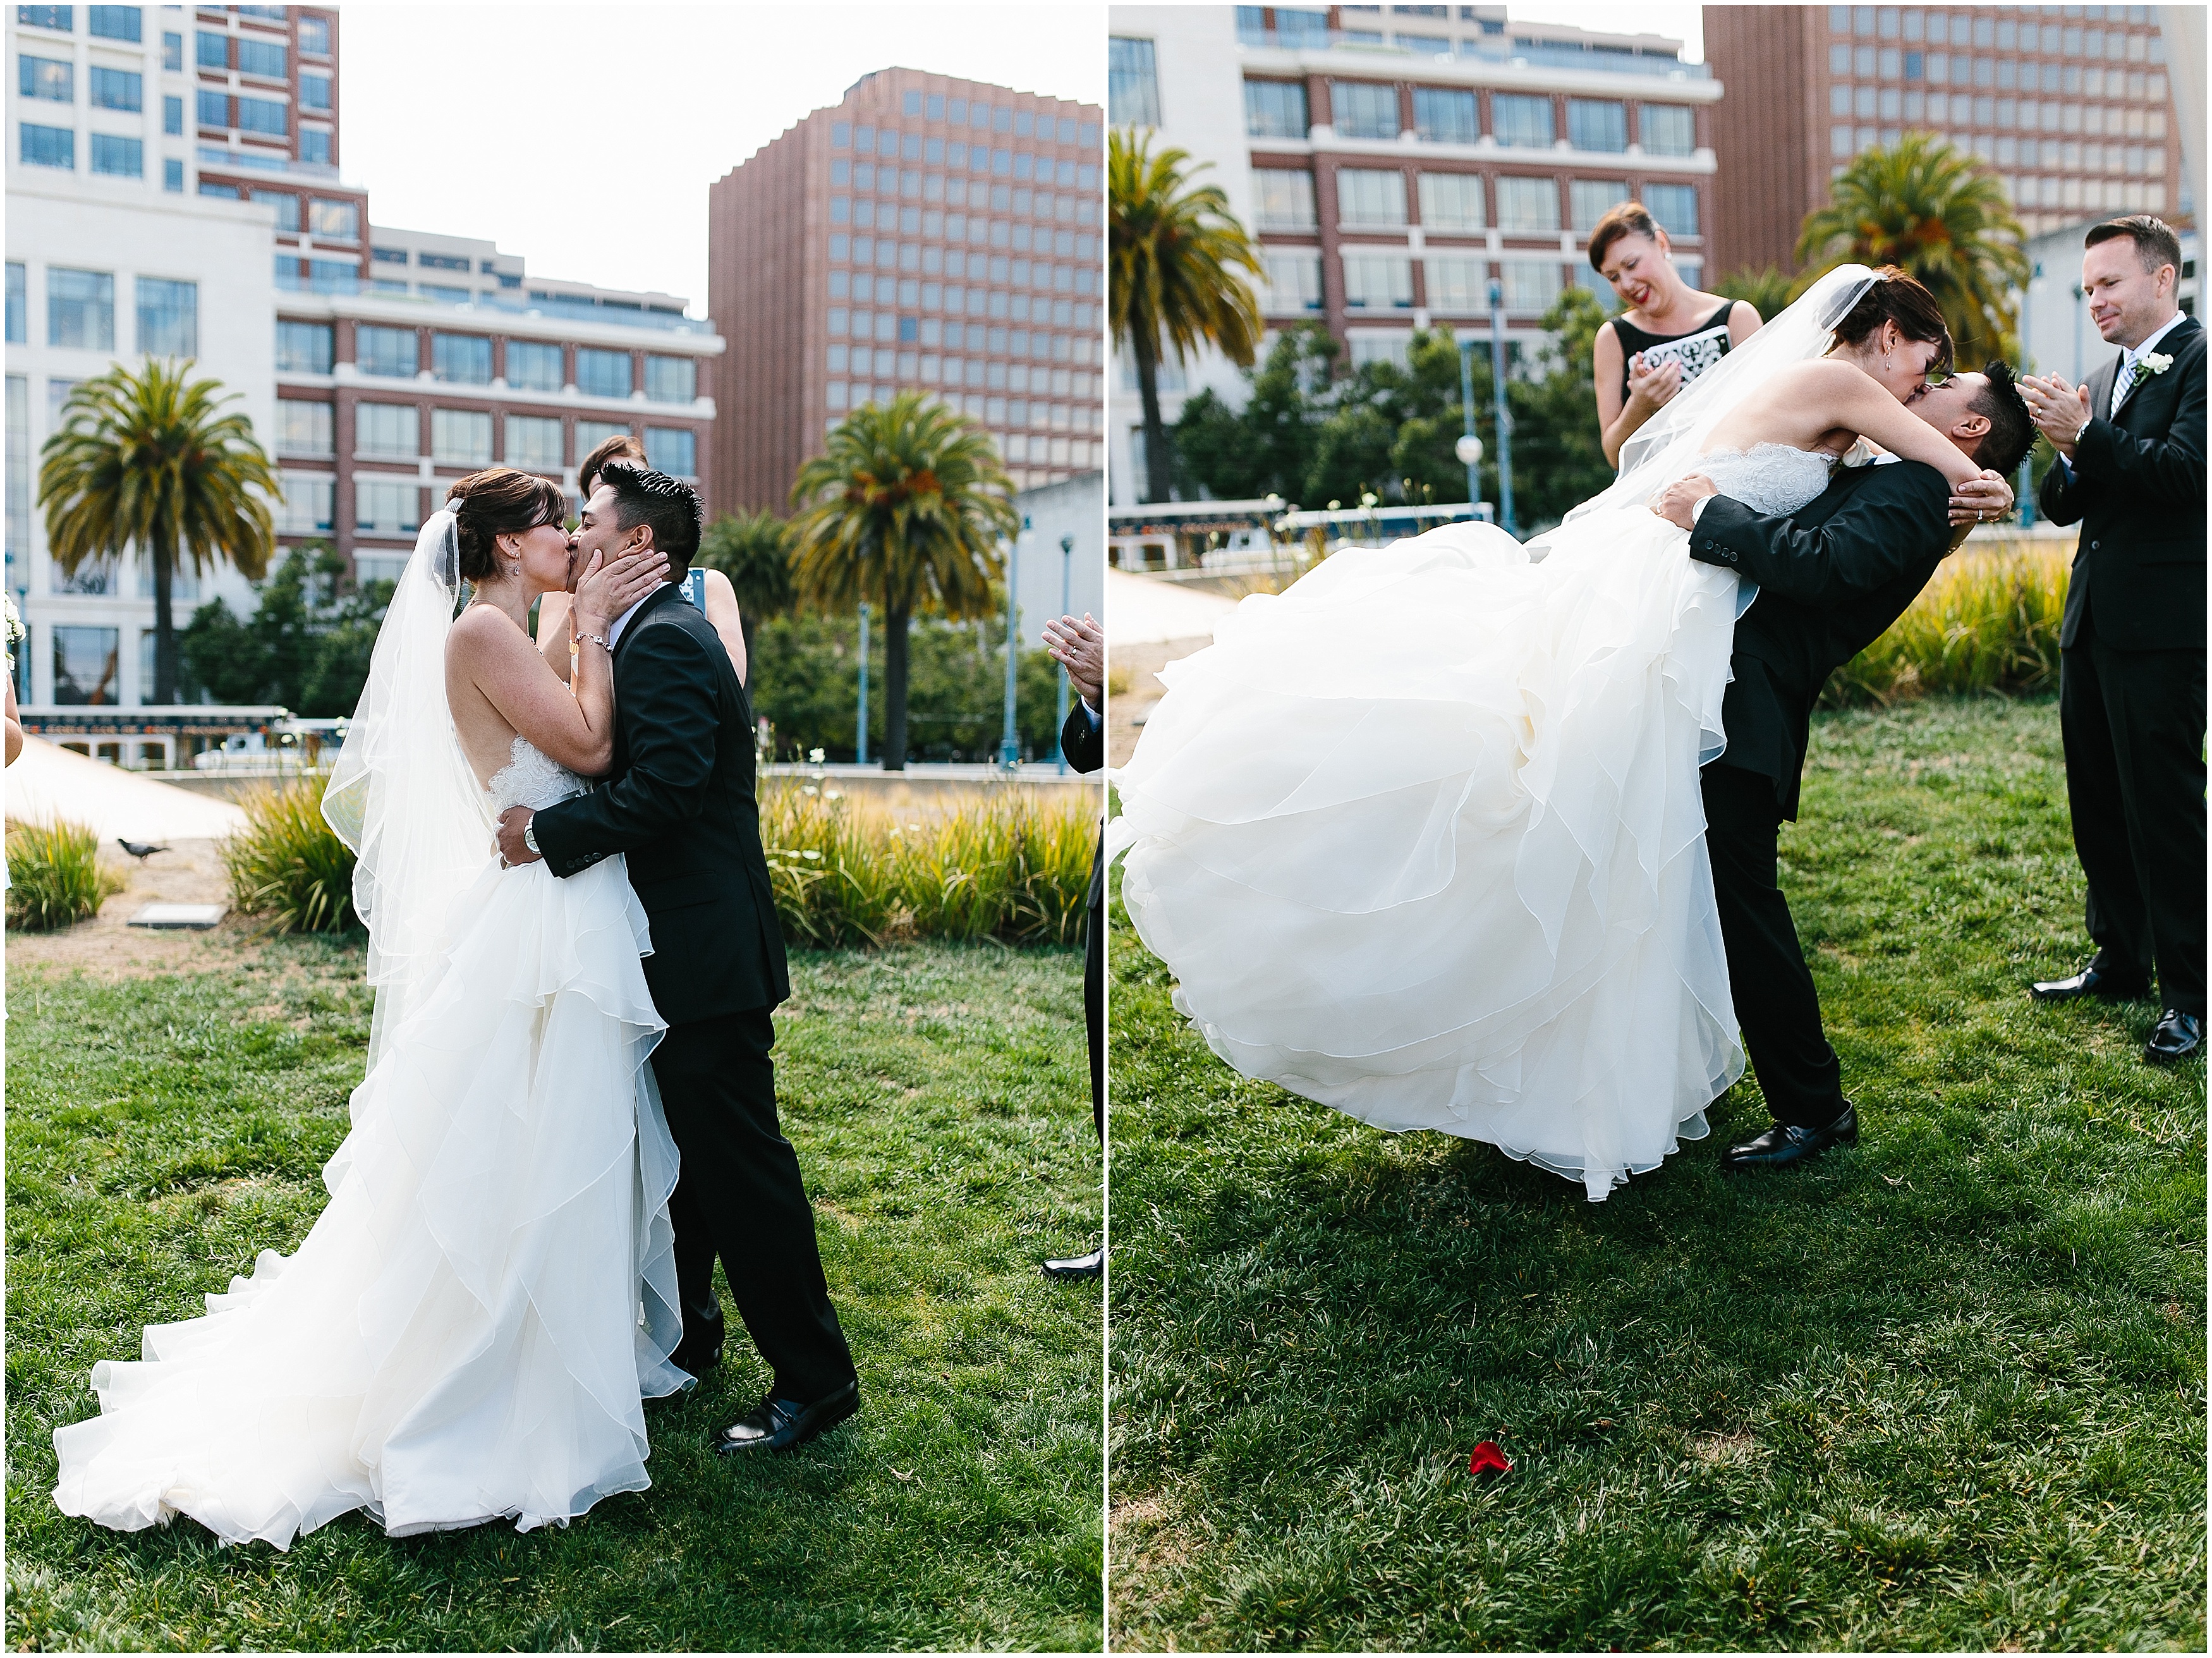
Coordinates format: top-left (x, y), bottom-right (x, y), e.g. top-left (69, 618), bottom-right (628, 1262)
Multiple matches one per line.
top-left (117, 839), bottom-right (169, 863)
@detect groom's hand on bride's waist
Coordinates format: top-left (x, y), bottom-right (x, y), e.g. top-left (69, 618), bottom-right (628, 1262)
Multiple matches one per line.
top-left (496, 807), bottom-right (542, 868)
top-left (1651, 474), bottom-right (1719, 530)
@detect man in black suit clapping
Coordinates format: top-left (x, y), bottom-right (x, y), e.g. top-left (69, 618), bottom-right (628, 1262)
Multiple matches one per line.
top-left (2021, 216), bottom-right (2206, 1065)
top-left (1040, 611), bottom-right (1105, 1281)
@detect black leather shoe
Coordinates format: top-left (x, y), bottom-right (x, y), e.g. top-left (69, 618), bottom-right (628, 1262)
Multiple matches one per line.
top-left (1042, 1247), bottom-right (1103, 1281)
top-left (670, 1305), bottom-right (725, 1379)
top-left (1722, 1102), bottom-right (1859, 1170)
top-left (2031, 956), bottom-right (2151, 1003)
top-left (713, 1380), bottom-right (860, 1455)
top-left (2144, 1009), bottom-right (2203, 1064)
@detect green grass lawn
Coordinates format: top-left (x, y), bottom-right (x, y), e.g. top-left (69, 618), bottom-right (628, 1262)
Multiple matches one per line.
top-left (7, 937), bottom-right (1102, 1652)
top-left (1109, 697), bottom-right (2205, 1652)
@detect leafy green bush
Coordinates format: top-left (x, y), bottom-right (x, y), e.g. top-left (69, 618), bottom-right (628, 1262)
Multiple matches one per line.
top-left (4, 819), bottom-right (125, 931)
top-left (182, 543), bottom-right (394, 716)
top-left (762, 782), bottom-right (1095, 948)
top-left (1825, 546), bottom-right (2068, 706)
top-left (222, 774), bottom-right (358, 933)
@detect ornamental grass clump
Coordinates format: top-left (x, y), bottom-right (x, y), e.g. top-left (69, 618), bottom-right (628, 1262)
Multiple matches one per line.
top-left (4, 819), bottom-right (125, 932)
top-left (223, 774), bottom-right (357, 934)
top-left (1825, 545), bottom-right (2069, 707)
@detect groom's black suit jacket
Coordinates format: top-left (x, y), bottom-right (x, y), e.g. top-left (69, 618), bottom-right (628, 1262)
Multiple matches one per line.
top-left (2035, 312), bottom-right (2205, 652)
top-left (532, 582), bottom-right (790, 1025)
top-left (1689, 459), bottom-right (1956, 819)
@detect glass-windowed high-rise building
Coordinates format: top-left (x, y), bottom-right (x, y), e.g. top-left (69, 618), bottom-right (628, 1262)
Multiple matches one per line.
top-left (708, 68), bottom-right (1105, 513)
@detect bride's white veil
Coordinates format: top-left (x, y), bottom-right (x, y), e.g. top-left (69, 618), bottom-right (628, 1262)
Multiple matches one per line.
top-left (322, 509), bottom-right (494, 1067)
top-left (1530, 262), bottom-right (1883, 544)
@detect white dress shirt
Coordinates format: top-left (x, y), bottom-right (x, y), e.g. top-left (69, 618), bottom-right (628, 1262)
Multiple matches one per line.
top-left (2110, 310), bottom-right (2188, 417)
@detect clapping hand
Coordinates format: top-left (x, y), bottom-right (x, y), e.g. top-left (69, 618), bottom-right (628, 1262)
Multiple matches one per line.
top-left (1626, 351), bottom-right (1685, 417)
top-left (1042, 613), bottom-right (1105, 707)
top-left (2018, 374), bottom-right (2093, 460)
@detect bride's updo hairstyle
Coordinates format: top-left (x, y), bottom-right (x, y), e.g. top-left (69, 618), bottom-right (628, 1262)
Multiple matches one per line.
top-left (1827, 266), bottom-right (1955, 375)
top-left (445, 468), bottom-right (566, 583)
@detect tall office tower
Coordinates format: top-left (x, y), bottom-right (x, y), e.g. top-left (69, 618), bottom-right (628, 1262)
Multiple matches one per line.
top-left (1105, 6), bottom-right (1720, 504)
top-left (707, 68), bottom-right (1105, 515)
top-left (1708, 4), bottom-right (2189, 279)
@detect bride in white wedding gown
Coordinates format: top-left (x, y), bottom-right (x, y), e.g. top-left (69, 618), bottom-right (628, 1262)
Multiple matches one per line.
top-left (54, 472), bottom-right (686, 1548)
top-left (1112, 265), bottom-right (1995, 1200)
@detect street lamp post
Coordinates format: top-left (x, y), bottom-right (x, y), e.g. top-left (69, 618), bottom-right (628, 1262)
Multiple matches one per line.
top-left (2018, 262), bottom-right (2040, 529)
top-left (1055, 532), bottom-right (1073, 774)
top-left (1488, 279), bottom-right (1517, 537)
top-left (999, 516), bottom-right (1026, 770)
top-left (1457, 337), bottom-right (1482, 506)
top-left (856, 601), bottom-right (870, 765)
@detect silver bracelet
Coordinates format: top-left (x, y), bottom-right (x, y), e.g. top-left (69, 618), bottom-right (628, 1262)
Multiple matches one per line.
top-left (577, 631), bottom-right (611, 652)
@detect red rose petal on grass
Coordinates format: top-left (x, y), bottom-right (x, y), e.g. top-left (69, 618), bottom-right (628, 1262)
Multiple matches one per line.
top-left (1468, 1441), bottom-right (1513, 1475)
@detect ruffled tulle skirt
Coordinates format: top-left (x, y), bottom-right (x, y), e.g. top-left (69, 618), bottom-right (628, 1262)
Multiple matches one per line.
top-left (1110, 509), bottom-right (1748, 1200)
top-left (52, 854), bottom-right (686, 1547)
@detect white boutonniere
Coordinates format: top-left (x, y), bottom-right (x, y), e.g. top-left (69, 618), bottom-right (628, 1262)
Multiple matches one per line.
top-left (1, 591), bottom-right (21, 669)
top-left (2141, 351), bottom-right (2173, 375)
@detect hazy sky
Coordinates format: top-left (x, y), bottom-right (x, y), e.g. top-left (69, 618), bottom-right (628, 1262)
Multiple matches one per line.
top-left (338, 1), bottom-right (1107, 311)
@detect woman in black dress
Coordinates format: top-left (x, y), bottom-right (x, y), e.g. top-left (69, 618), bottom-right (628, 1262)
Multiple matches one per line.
top-left (1589, 202), bottom-right (1764, 467)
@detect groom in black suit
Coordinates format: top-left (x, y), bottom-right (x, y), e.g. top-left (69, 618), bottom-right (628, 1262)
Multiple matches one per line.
top-left (497, 463), bottom-right (860, 1454)
top-left (1653, 369), bottom-right (2036, 1169)
top-left (2021, 216), bottom-right (2206, 1064)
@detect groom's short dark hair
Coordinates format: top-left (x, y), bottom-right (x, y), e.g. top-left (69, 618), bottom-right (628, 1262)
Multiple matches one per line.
top-left (600, 460), bottom-right (702, 572)
top-left (1967, 361), bottom-right (2036, 477)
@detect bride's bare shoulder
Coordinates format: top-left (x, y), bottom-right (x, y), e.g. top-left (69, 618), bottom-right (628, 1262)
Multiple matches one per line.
top-left (446, 603), bottom-right (530, 669)
top-left (1769, 357), bottom-right (1869, 395)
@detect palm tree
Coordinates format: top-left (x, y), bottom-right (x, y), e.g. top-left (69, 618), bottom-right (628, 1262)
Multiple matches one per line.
top-left (788, 393), bottom-right (1017, 770)
top-left (1109, 128), bottom-right (1265, 503)
top-left (696, 508), bottom-right (795, 678)
top-left (1796, 131), bottom-right (2030, 367)
top-left (39, 359), bottom-right (278, 705)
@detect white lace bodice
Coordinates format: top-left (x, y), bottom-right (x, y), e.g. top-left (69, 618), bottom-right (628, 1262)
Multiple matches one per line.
top-left (1696, 442), bottom-right (1838, 517)
top-left (485, 736), bottom-right (586, 813)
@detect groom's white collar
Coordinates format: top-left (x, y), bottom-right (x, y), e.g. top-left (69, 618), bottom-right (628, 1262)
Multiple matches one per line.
top-left (607, 580), bottom-right (674, 650)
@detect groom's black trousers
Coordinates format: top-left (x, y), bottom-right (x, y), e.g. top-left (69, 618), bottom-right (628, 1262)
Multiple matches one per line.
top-left (1701, 762), bottom-right (1848, 1128)
top-left (652, 1009), bottom-right (857, 1404)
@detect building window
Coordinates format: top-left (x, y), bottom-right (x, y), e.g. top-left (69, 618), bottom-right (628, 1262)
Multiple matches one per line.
top-left (1253, 169), bottom-right (1318, 230)
top-left (644, 427), bottom-right (696, 477)
top-left (252, 188), bottom-right (301, 232)
top-left (300, 72), bottom-right (331, 113)
top-left (1109, 37), bottom-right (1160, 128)
top-left (576, 348), bottom-right (631, 399)
top-left (1567, 99), bottom-right (1627, 153)
top-left (1493, 93), bottom-right (1554, 149)
top-left (276, 399), bottom-right (334, 456)
top-left (356, 325), bottom-right (419, 378)
top-left (431, 408), bottom-right (493, 467)
top-left (506, 339), bottom-right (563, 392)
top-left (17, 56), bottom-right (71, 104)
top-left (644, 355), bottom-right (696, 404)
top-left (135, 277), bottom-right (196, 357)
top-left (1570, 178), bottom-right (1629, 233)
top-left (300, 128), bottom-right (331, 165)
top-left (505, 413), bottom-right (562, 472)
top-left (1244, 80), bottom-right (1310, 140)
top-left (197, 89), bottom-right (228, 128)
top-left (88, 65), bottom-right (142, 111)
top-left (356, 403), bottom-right (418, 459)
top-left (1335, 168), bottom-right (1407, 226)
top-left (87, 3), bottom-right (137, 37)
top-left (574, 419), bottom-right (628, 460)
top-left (1332, 82), bottom-right (1401, 141)
top-left (1643, 182), bottom-right (1699, 236)
top-left (164, 94), bottom-right (183, 135)
top-left (197, 29), bottom-right (227, 69)
top-left (278, 473), bottom-right (334, 535)
top-left (47, 268), bottom-right (113, 350)
top-left (354, 478), bottom-right (421, 538)
top-left (238, 97), bottom-right (287, 138)
top-left (1498, 259), bottom-right (1563, 310)
top-left (276, 319), bottom-right (333, 374)
top-left (1413, 86), bottom-right (1478, 145)
top-left (1494, 175), bottom-right (1560, 232)
top-left (20, 123), bottom-right (73, 169)
top-left (310, 198), bottom-right (358, 241)
top-left (17, 4), bottom-right (73, 28)
top-left (162, 29), bottom-right (180, 70)
top-left (1341, 251), bottom-right (1414, 310)
top-left (432, 332), bottom-right (492, 385)
top-left (308, 259), bottom-right (355, 295)
top-left (53, 626), bottom-right (121, 706)
top-left (236, 38), bottom-right (286, 79)
top-left (1417, 171), bottom-right (1484, 233)
top-left (89, 134), bottom-right (142, 177)
top-left (298, 15), bottom-right (329, 55)
top-left (1259, 251), bottom-right (1324, 312)
top-left (4, 263), bottom-right (23, 343)
top-left (1423, 255), bottom-right (1490, 312)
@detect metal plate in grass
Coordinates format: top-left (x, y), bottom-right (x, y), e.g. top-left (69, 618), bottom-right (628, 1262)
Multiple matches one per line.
top-left (126, 902), bottom-right (227, 929)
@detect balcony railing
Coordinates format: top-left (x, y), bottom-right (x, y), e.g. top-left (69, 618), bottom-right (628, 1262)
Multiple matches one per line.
top-left (1235, 30), bottom-right (1711, 81)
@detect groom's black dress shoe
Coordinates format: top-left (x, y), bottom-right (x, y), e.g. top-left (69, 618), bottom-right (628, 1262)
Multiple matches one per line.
top-left (1042, 1247), bottom-right (1103, 1281)
top-left (2030, 957), bottom-right (2151, 1003)
top-left (1722, 1102), bottom-right (1858, 1171)
top-left (713, 1380), bottom-right (861, 1455)
top-left (2144, 1009), bottom-right (2203, 1064)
